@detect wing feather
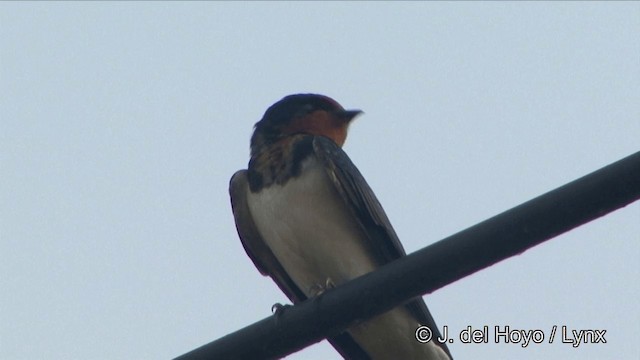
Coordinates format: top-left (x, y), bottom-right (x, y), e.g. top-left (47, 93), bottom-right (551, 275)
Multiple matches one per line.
top-left (312, 136), bottom-right (452, 359)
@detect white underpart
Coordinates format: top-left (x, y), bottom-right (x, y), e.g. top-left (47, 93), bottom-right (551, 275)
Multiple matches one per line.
top-left (248, 156), bottom-right (376, 290)
top-left (247, 156), bottom-right (450, 360)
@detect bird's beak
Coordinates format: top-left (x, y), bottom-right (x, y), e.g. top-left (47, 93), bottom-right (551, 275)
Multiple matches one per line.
top-left (338, 109), bottom-right (363, 122)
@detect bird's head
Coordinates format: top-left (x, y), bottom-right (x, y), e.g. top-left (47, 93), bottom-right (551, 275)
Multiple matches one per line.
top-left (250, 94), bottom-right (362, 157)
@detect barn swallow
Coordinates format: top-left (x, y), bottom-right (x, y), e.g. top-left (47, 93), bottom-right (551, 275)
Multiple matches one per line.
top-left (230, 94), bottom-right (452, 360)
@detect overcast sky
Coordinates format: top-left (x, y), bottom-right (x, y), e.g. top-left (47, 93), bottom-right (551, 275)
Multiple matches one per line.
top-left (2, 3), bottom-right (639, 360)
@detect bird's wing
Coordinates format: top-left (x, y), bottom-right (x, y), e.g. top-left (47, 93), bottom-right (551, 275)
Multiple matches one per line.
top-left (229, 170), bottom-right (370, 359)
top-left (229, 170), bottom-right (304, 301)
top-left (312, 136), bottom-right (452, 359)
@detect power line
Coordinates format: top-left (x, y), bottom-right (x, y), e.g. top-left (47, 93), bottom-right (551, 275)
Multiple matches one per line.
top-left (175, 151), bottom-right (640, 360)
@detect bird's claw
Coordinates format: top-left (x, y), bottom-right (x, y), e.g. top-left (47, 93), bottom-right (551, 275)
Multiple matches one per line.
top-left (271, 302), bottom-right (292, 315)
top-left (309, 277), bottom-right (336, 297)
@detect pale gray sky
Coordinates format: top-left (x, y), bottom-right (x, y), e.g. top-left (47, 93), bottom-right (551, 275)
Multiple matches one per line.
top-left (2, 3), bottom-right (639, 359)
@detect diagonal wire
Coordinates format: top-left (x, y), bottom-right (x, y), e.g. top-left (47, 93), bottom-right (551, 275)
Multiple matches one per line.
top-left (175, 151), bottom-right (640, 360)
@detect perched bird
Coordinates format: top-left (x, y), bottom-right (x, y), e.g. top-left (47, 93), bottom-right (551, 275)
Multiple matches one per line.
top-left (230, 94), bottom-right (451, 360)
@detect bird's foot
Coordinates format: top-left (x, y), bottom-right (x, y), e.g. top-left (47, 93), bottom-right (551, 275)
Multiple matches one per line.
top-left (271, 302), bottom-right (292, 316)
top-left (309, 277), bottom-right (336, 297)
